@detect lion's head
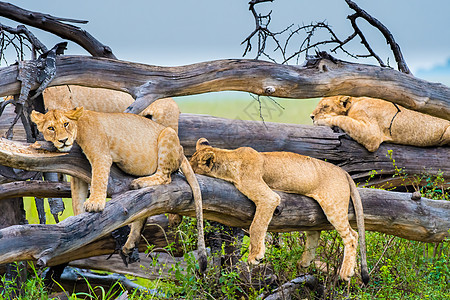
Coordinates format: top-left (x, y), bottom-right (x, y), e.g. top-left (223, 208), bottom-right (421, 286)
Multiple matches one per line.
top-left (31, 107), bottom-right (84, 152)
top-left (310, 96), bottom-right (353, 124)
top-left (140, 98), bottom-right (180, 133)
top-left (189, 138), bottom-right (216, 175)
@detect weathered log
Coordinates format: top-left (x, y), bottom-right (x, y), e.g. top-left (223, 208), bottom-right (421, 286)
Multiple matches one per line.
top-left (0, 56), bottom-right (449, 119)
top-left (69, 252), bottom-right (191, 280)
top-left (0, 173), bottom-right (448, 267)
top-left (0, 181), bottom-right (71, 200)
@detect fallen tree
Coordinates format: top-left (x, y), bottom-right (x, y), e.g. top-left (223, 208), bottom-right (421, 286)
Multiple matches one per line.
top-left (0, 173), bottom-right (448, 267)
top-left (1, 55), bottom-right (449, 120)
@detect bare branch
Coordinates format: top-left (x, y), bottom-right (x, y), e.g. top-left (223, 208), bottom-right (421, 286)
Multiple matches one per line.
top-left (0, 1), bottom-right (116, 59)
top-left (345, 0), bottom-right (410, 74)
top-left (242, 0), bottom-right (411, 73)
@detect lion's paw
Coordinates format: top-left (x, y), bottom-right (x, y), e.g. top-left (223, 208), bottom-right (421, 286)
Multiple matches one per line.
top-left (314, 117), bottom-right (332, 126)
top-left (83, 199), bottom-right (105, 212)
top-left (247, 248), bottom-right (265, 265)
top-left (338, 262), bottom-right (355, 282)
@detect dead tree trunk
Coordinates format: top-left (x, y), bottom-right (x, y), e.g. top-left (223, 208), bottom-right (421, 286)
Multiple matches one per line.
top-left (0, 56), bottom-right (449, 120)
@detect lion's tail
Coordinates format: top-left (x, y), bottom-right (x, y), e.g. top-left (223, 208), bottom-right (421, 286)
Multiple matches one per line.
top-left (346, 172), bottom-right (369, 285)
top-left (180, 155), bottom-right (207, 273)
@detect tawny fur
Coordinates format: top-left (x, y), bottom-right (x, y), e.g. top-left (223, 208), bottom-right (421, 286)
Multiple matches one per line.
top-left (30, 107), bottom-right (207, 271)
top-left (311, 96), bottom-right (450, 152)
top-left (43, 85), bottom-right (179, 132)
top-left (42, 86), bottom-right (183, 251)
top-left (189, 138), bottom-right (369, 283)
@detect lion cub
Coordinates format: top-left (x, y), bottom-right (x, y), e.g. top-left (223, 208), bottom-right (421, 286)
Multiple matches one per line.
top-left (190, 138), bottom-right (369, 284)
top-left (311, 96), bottom-right (450, 152)
top-left (30, 107), bottom-right (207, 271)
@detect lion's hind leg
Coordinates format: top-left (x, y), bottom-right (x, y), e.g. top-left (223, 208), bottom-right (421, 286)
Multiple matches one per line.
top-left (299, 230), bottom-right (321, 268)
top-left (122, 218), bottom-right (147, 259)
top-left (71, 177), bottom-right (89, 215)
top-left (314, 194), bottom-right (357, 282)
top-left (131, 127), bottom-right (182, 189)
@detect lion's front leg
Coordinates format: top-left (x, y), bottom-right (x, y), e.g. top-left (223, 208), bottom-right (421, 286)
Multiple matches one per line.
top-left (131, 127), bottom-right (182, 189)
top-left (83, 156), bottom-right (112, 212)
top-left (236, 180), bottom-right (281, 265)
top-left (315, 115), bottom-right (383, 152)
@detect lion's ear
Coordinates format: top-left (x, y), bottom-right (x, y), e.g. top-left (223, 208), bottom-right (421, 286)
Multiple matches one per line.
top-left (30, 110), bottom-right (45, 131)
top-left (340, 96), bottom-right (352, 109)
top-left (199, 151), bottom-right (216, 172)
top-left (65, 107), bottom-right (84, 120)
top-left (196, 138), bottom-right (211, 151)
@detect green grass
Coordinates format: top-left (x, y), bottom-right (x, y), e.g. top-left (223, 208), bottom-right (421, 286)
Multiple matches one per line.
top-left (174, 91), bottom-right (319, 125)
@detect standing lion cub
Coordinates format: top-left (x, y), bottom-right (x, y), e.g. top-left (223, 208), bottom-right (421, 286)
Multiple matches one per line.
top-left (311, 96), bottom-right (450, 152)
top-left (189, 138), bottom-right (369, 284)
top-left (30, 107), bottom-right (207, 271)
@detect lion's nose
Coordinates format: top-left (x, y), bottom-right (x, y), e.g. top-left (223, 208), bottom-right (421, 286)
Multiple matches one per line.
top-left (59, 138), bottom-right (68, 144)
top-left (310, 114), bottom-right (315, 120)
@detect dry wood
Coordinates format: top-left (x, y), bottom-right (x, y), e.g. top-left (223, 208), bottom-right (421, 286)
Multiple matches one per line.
top-left (69, 252), bottom-right (191, 280)
top-left (0, 2), bottom-right (116, 59)
top-left (0, 172), bottom-right (448, 267)
top-left (0, 56), bottom-right (449, 119)
top-left (0, 181), bottom-right (71, 200)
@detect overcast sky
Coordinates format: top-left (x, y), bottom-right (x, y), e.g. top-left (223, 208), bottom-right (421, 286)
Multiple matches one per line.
top-left (3, 1), bottom-right (450, 78)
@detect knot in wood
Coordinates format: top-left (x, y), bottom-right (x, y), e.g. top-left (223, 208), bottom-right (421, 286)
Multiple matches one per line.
top-left (273, 205), bottom-right (283, 216)
top-left (411, 191), bottom-right (421, 201)
top-left (264, 86), bottom-right (275, 95)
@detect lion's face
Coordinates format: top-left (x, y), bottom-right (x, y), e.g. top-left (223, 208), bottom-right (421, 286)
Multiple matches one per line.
top-left (31, 107), bottom-right (84, 152)
top-left (189, 138), bottom-right (216, 175)
top-left (310, 96), bottom-right (352, 124)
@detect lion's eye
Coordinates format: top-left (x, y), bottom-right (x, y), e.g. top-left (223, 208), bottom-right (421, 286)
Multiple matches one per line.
top-left (48, 126), bottom-right (54, 131)
top-left (64, 122), bottom-right (69, 127)
top-left (323, 105), bottom-right (329, 109)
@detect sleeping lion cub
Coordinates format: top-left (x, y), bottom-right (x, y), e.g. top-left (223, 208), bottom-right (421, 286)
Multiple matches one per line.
top-left (30, 107), bottom-right (207, 271)
top-left (190, 138), bottom-right (369, 284)
top-left (311, 96), bottom-right (450, 152)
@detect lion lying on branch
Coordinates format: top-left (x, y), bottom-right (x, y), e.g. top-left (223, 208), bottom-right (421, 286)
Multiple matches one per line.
top-left (189, 138), bottom-right (369, 284)
top-left (311, 96), bottom-right (450, 152)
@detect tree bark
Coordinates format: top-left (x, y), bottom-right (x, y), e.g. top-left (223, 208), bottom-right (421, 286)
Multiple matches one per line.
top-left (0, 56), bottom-right (449, 120)
top-left (0, 173), bottom-right (448, 267)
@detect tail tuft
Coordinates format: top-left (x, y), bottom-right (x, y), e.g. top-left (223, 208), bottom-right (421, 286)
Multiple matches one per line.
top-left (198, 252), bottom-right (207, 273)
top-left (361, 268), bottom-right (370, 285)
